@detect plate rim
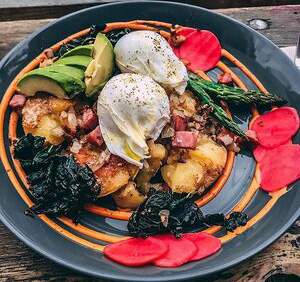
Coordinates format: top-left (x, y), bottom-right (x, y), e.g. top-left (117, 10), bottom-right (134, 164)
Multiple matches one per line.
top-left (0, 1), bottom-right (300, 281)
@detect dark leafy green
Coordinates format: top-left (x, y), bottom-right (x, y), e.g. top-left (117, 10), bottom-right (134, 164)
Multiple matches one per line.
top-left (128, 188), bottom-right (248, 238)
top-left (105, 28), bottom-right (132, 46)
top-left (55, 24), bottom-right (106, 57)
top-left (14, 134), bottom-right (100, 222)
top-left (203, 212), bottom-right (248, 232)
top-left (128, 188), bottom-right (204, 238)
top-left (55, 25), bottom-right (132, 57)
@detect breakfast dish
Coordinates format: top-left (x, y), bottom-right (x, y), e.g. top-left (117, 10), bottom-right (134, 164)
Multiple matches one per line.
top-left (0, 3), bottom-right (300, 279)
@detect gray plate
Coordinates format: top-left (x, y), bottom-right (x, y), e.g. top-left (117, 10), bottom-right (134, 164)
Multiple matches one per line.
top-left (0, 1), bottom-right (300, 281)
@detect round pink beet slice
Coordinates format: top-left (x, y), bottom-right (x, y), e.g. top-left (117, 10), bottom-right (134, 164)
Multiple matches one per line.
top-left (104, 237), bottom-right (168, 266)
top-left (253, 139), bottom-right (292, 163)
top-left (251, 107), bottom-right (299, 149)
top-left (153, 234), bottom-right (198, 268)
top-left (183, 232), bottom-right (222, 261)
top-left (171, 27), bottom-right (197, 58)
top-left (260, 144), bottom-right (300, 192)
top-left (177, 29), bottom-right (222, 71)
top-left (176, 27), bottom-right (198, 38)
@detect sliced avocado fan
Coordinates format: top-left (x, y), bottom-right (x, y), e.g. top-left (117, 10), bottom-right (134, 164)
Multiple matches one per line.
top-left (17, 68), bottom-right (85, 99)
top-left (53, 55), bottom-right (92, 70)
top-left (47, 64), bottom-right (85, 81)
top-left (61, 45), bottom-right (93, 58)
top-left (85, 33), bottom-right (115, 97)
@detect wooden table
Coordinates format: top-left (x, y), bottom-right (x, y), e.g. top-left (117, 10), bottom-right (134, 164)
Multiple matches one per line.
top-left (0, 3), bottom-right (300, 282)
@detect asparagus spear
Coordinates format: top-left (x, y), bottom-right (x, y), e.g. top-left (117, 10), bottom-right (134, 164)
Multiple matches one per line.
top-left (188, 74), bottom-right (285, 106)
top-left (188, 79), bottom-right (247, 139)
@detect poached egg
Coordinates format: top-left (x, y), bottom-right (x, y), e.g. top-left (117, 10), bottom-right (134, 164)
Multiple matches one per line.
top-left (97, 73), bottom-right (170, 167)
top-left (114, 30), bottom-right (188, 95)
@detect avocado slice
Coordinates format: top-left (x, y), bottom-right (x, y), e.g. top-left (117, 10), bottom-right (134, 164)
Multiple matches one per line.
top-left (47, 64), bottom-right (85, 81)
top-left (53, 55), bottom-right (92, 70)
top-left (85, 33), bottom-right (115, 97)
top-left (61, 45), bottom-right (93, 58)
top-left (17, 68), bottom-right (85, 99)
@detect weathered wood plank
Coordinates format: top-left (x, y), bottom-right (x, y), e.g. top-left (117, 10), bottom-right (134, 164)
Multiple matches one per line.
top-left (0, 5), bottom-right (300, 281)
top-left (1, 0), bottom-right (300, 21)
top-left (0, 5), bottom-right (299, 60)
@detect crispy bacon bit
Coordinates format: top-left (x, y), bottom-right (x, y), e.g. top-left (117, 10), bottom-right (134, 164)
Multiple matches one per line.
top-left (87, 126), bottom-right (104, 147)
top-left (244, 129), bottom-right (259, 144)
top-left (44, 48), bottom-right (54, 58)
top-left (169, 26), bottom-right (186, 48)
top-left (172, 131), bottom-right (198, 150)
top-left (227, 142), bottom-right (241, 153)
top-left (170, 34), bottom-right (186, 47)
top-left (161, 123), bottom-right (175, 138)
top-left (217, 73), bottom-right (234, 86)
top-left (81, 108), bottom-right (98, 130)
top-left (217, 129), bottom-right (235, 146)
top-left (69, 139), bottom-right (82, 154)
top-left (9, 95), bottom-right (27, 110)
top-left (39, 58), bottom-right (56, 68)
top-left (173, 115), bottom-right (187, 131)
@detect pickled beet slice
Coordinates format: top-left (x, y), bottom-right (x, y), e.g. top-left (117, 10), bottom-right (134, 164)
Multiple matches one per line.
top-left (260, 144), bottom-right (300, 192)
top-left (183, 232), bottom-right (222, 261)
top-left (153, 234), bottom-right (197, 267)
top-left (254, 139), bottom-right (292, 163)
top-left (171, 27), bottom-right (197, 57)
top-left (104, 237), bottom-right (168, 266)
top-left (251, 107), bottom-right (299, 149)
top-left (172, 28), bottom-right (222, 71)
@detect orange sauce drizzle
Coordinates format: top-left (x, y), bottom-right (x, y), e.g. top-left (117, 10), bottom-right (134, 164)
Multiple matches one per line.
top-left (0, 21), bottom-right (288, 253)
top-left (219, 188), bottom-right (287, 243)
top-left (194, 70), bottom-right (235, 206)
top-left (85, 204), bottom-right (131, 221)
top-left (222, 49), bottom-right (268, 93)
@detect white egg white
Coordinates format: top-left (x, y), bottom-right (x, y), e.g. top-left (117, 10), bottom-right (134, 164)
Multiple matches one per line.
top-left (114, 30), bottom-right (188, 95)
top-left (97, 73), bottom-right (170, 167)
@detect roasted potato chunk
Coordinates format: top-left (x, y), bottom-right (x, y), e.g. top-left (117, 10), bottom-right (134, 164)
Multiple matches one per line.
top-left (162, 136), bottom-right (227, 194)
top-left (189, 137), bottom-right (227, 191)
top-left (94, 154), bottom-right (136, 197)
top-left (161, 159), bottom-right (204, 194)
top-left (136, 141), bottom-right (167, 186)
top-left (189, 137), bottom-right (227, 170)
top-left (74, 146), bottom-right (137, 197)
top-left (112, 182), bottom-right (145, 209)
top-left (22, 95), bottom-right (75, 145)
top-left (170, 90), bottom-right (197, 117)
top-left (33, 115), bottom-right (64, 145)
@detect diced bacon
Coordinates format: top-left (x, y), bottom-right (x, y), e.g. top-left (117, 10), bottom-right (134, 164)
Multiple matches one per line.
top-left (9, 95), bottom-right (27, 110)
top-left (217, 130), bottom-right (234, 146)
top-left (244, 129), bottom-right (259, 144)
top-left (81, 108), bottom-right (98, 130)
top-left (217, 73), bottom-right (234, 86)
top-left (172, 131), bottom-right (198, 149)
top-left (86, 126), bottom-right (104, 147)
top-left (173, 115), bottom-right (187, 131)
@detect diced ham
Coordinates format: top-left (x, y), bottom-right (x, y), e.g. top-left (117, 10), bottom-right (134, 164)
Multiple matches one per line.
top-left (244, 129), bottom-right (259, 144)
top-left (81, 108), bottom-right (98, 130)
top-left (86, 126), bottom-right (104, 147)
top-left (9, 95), bottom-right (27, 110)
top-left (173, 115), bottom-right (187, 131)
top-left (172, 131), bottom-right (198, 149)
top-left (217, 130), bottom-right (234, 146)
top-left (217, 73), bottom-right (234, 86)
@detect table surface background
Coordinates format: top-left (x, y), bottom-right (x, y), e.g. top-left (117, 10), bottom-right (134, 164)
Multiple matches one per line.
top-left (0, 3), bottom-right (300, 282)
